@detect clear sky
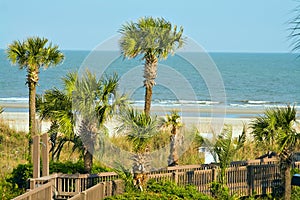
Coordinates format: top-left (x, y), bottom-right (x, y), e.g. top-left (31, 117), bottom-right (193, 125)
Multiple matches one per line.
top-left (1, 0), bottom-right (299, 52)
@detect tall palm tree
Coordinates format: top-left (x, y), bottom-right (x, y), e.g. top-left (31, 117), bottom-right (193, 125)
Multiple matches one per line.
top-left (251, 106), bottom-right (300, 200)
top-left (117, 108), bottom-right (159, 190)
top-left (119, 17), bottom-right (184, 115)
top-left (161, 110), bottom-right (182, 166)
top-left (6, 37), bottom-right (64, 139)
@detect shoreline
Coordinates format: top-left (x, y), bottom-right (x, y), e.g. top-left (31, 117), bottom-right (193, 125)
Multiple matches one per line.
top-left (0, 104), bottom-right (257, 135)
top-left (1, 103), bottom-right (298, 135)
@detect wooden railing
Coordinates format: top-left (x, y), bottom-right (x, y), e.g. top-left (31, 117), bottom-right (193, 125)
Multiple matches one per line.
top-left (16, 172), bottom-right (119, 200)
top-left (69, 180), bottom-right (124, 200)
top-left (13, 182), bottom-right (53, 200)
top-left (148, 158), bottom-right (293, 197)
top-left (13, 159), bottom-right (300, 200)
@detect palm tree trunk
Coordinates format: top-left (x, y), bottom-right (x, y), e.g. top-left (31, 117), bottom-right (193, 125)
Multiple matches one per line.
top-left (283, 164), bottom-right (292, 200)
top-left (29, 81), bottom-right (37, 136)
top-left (144, 85), bottom-right (152, 115)
top-left (168, 127), bottom-right (178, 166)
top-left (28, 81), bottom-right (37, 163)
top-left (143, 56), bottom-right (158, 115)
top-left (84, 149), bottom-right (93, 174)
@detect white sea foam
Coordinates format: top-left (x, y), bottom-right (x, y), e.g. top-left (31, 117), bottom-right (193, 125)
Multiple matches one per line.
top-left (0, 97), bottom-right (28, 103)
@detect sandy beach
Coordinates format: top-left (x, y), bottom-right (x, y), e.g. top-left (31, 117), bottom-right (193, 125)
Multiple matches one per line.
top-left (0, 103), bottom-right (257, 136)
top-left (3, 101), bottom-right (300, 136)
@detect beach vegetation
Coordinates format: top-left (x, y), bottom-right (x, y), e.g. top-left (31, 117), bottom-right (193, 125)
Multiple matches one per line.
top-left (251, 105), bottom-right (300, 200)
top-left (6, 37), bottom-right (64, 162)
top-left (119, 17), bottom-right (184, 115)
top-left (0, 106), bottom-right (3, 114)
top-left (105, 179), bottom-right (213, 200)
top-left (116, 107), bottom-right (160, 191)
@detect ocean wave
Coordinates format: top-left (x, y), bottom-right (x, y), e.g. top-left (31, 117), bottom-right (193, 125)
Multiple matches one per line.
top-left (247, 100), bottom-right (270, 104)
top-left (130, 99), bottom-right (221, 106)
top-left (0, 97), bottom-right (28, 103)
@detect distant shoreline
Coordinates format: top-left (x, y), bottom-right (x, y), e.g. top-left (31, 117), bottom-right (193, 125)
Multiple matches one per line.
top-left (0, 101), bottom-right (297, 118)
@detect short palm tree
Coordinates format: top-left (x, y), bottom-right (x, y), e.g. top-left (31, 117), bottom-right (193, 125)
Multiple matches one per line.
top-left (162, 110), bottom-right (182, 166)
top-left (205, 126), bottom-right (246, 185)
top-left (117, 108), bottom-right (159, 190)
top-left (251, 106), bottom-right (300, 200)
top-left (215, 127), bottom-right (246, 185)
top-left (36, 72), bottom-right (77, 161)
top-left (119, 17), bottom-right (184, 115)
top-left (37, 71), bottom-right (124, 173)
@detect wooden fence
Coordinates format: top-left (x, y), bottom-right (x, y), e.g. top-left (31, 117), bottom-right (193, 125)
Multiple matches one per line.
top-left (13, 172), bottom-right (120, 200)
top-left (13, 182), bottom-right (53, 200)
top-left (13, 159), bottom-right (300, 200)
top-left (148, 158), bottom-right (285, 197)
top-left (69, 180), bottom-right (124, 200)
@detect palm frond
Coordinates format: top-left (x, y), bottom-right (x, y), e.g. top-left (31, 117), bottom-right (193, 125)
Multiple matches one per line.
top-left (119, 17), bottom-right (185, 60)
top-left (0, 106), bottom-right (4, 114)
top-left (6, 36), bottom-right (64, 70)
top-left (117, 108), bottom-right (158, 153)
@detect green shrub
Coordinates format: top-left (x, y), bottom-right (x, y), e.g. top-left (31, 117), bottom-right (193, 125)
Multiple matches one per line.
top-left (210, 181), bottom-right (238, 200)
top-left (50, 160), bottom-right (85, 174)
top-left (7, 163), bottom-right (32, 189)
top-left (105, 179), bottom-right (212, 200)
top-left (0, 175), bottom-right (23, 200)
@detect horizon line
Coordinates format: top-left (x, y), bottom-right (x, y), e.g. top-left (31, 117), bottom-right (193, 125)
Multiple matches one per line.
top-left (0, 48), bottom-right (297, 54)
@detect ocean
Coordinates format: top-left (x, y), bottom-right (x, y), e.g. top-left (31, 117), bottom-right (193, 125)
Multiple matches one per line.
top-left (0, 49), bottom-right (299, 115)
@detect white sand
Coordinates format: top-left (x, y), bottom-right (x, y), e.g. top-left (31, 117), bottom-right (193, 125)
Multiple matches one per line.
top-left (0, 111), bottom-right (251, 136)
top-left (0, 112), bottom-right (51, 133)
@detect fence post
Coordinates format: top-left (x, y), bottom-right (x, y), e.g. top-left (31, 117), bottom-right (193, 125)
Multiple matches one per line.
top-left (112, 180), bottom-right (124, 196)
top-left (100, 182), bottom-right (105, 199)
top-left (212, 167), bottom-right (217, 182)
top-left (41, 133), bottom-right (49, 177)
top-left (247, 165), bottom-right (254, 196)
top-left (29, 179), bottom-right (35, 189)
top-left (106, 181), bottom-right (112, 197)
top-left (32, 135), bottom-right (40, 178)
top-left (173, 169), bottom-right (178, 184)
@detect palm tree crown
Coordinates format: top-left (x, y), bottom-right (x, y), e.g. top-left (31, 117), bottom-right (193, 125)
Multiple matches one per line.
top-left (119, 17), bottom-right (184, 115)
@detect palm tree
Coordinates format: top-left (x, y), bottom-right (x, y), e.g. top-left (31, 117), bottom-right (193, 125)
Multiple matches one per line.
top-left (73, 71), bottom-right (121, 173)
top-left (161, 110), bottom-right (182, 166)
top-left (117, 108), bottom-right (159, 190)
top-left (7, 37), bottom-right (64, 173)
top-left (37, 71), bottom-right (124, 173)
top-left (36, 72), bottom-right (77, 161)
top-left (6, 37), bottom-right (64, 139)
top-left (119, 17), bottom-right (184, 115)
top-left (251, 106), bottom-right (300, 200)
top-left (205, 126), bottom-right (246, 185)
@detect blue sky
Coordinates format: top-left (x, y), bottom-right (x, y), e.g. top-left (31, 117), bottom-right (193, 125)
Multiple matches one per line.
top-left (0, 0), bottom-right (298, 52)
